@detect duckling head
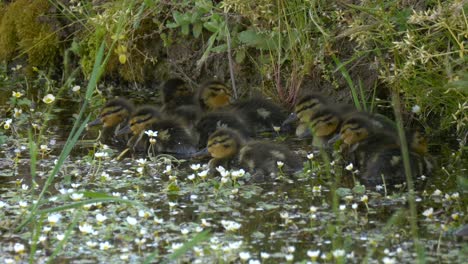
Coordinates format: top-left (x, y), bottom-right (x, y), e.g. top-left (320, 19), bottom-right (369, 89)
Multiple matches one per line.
top-left (207, 128), bottom-right (243, 160)
top-left (117, 106), bottom-right (162, 136)
top-left (88, 98), bottom-right (134, 128)
top-left (294, 93), bottom-right (328, 123)
top-left (307, 107), bottom-right (342, 137)
top-left (338, 115), bottom-right (371, 146)
top-left (198, 80), bottom-right (233, 111)
top-left (408, 130), bottom-right (428, 155)
top-left (162, 78), bottom-right (193, 106)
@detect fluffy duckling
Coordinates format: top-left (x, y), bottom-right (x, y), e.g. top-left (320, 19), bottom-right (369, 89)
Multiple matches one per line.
top-left (160, 78), bottom-right (201, 128)
top-left (197, 80), bottom-right (288, 133)
top-left (301, 106), bottom-right (344, 147)
top-left (196, 80), bottom-right (233, 111)
top-left (282, 92), bottom-right (352, 138)
top-left (160, 78), bottom-right (195, 112)
top-left (207, 128), bottom-right (303, 180)
top-left (117, 106), bottom-right (197, 157)
top-left (195, 111), bottom-right (252, 149)
top-left (336, 114), bottom-right (432, 189)
top-left (361, 144), bottom-right (431, 189)
top-left (87, 98), bottom-right (134, 147)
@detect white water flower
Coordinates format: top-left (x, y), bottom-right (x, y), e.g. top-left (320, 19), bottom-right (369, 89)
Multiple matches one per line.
top-left (239, 252), bottom-right (251, 261)
top-left (79, 223), bottom-right (94, 234)
top-left (14, 243), bottom-right (25, 253)
top-left (411, 105), bottom-right (421, 114)
top-left (231, 169), bottom-right (245, 179)
top-left (96, 213), bottom-right (107, 223)
top-left (99, 241), bottom-right (112, 250)
top-left (126, 216), bottom-right (137, 225)
top-left (171, 242), bottom-right (183, 251)
top-left (190, 164), bottom-right (201, 171)
top-left (163, 165), bottom-right (172, 174)
top-left (422, 207), bottom-right (434, 219)
top-left (307, 153), bottom-right (314, 159)
top-left (70, 192), bottom-right (84, 201)
top-left (145, 130), bottom-right (158, 137)
top-left (309, 206), bottom-right (318, 213)
top-left (72, 85), bottom-right (81, 92)
top-left (260, 252), bottom-right (270, 259)
top-left (42, 94), bottom-right (56, 104)
top-left (361, 195), bottom-right (369, 203)
top-left (56, 234), bottom-right (65, 241)
top-left (4, 118), bottom-right (12, 129)
top-left (136, 158), bottom-right (147, 166)
top-left (221, 220), bottom-right (241, 231)
top-left (285, 254), bottom-right (294, 261)
top-left (198, 169), bottom-right (209, 179)
top-left (48, 213), bottom-right (61, 225)
top-left (277, 161), bottom-right (284, 168)
top-left (12, 91), bottom-right (24, 98)
top-left (307, 250), bottom-right (320, 259)
top-left (181, 228), bottom-right (190, 235)
top-left (187, 174), bottom-right (196, 180)
top-left (94, 152), bottom-right (109, 158)
top-left (333, 249), bottom-right (346, 258)
top-left (345, 163), bottom-right (354, 171)
top-left (86, 241), bottom-right (97, 248)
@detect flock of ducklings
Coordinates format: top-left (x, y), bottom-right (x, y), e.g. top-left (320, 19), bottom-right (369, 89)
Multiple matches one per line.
top-left (87, 78), bottom-right (433, 190)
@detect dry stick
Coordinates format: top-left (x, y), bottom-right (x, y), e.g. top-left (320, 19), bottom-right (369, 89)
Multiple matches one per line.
top-left (224, 13), bottom-right (237, 99)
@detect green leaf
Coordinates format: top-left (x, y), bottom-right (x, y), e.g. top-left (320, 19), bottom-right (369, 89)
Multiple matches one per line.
top-left (173, 11), bottom-right (183, 25)
top-left (238, 29), bottom-right (278, 50)
top-left (352, 185), bottom-right (366, 194)
top-left (210, 44), bottom-right (227, 53)
top-left (166, 22), bottom-right (179, 29)
top-left (335, 187), bottom-right (352, 197)
top-left (204, 21), bottom-right (220, 33)
top-left (83, 191), bottom-right (114, 198)
top-left (193, 23), bottom-right (202, 38)
top-left (235, 49), bottom-right (246, 63)
top-left (181, 24), bottom-right (190, 36)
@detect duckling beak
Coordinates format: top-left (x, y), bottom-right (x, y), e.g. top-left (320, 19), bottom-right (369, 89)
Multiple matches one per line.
top-left (328, 134), bottom-right (341, 145)
top-left (282, 112), bottom-right (298, 126)
top-left (87, 118), bottom-right (103, 127)
top-left (281, 113), bottom-right (298, 133)
top-left (189, 147), bottom-right (210, 158)
top-left (115, 125), bottom-right (131, 136)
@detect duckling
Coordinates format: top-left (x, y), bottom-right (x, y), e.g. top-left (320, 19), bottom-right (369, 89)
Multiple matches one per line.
top-left (361, 144), bottom-right (431, 189)
top-left (160, 78), bottom-right (195, 113)
top-left (207, 127), bottom-right (244, 170)
top-left (87, 98), bottom-right (134, 147)
top-left (336, 114), bottom-right (432, 189)
top-left (196, 80), bottom-right (233, 111)
top-left (117, 106), bottom-right (197, 157)
top-left (196, 110), bottom-right (252, 149)
top-left (302, 106), bottom-right (344, 147)
top-left (207, 128), bottom-right (303, 180)
top-left (282, 92), bottom-right (352, 139)
top-left (197, 80), bottom-right (288, 133)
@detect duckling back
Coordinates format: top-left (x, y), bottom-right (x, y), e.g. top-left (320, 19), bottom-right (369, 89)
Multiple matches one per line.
top-left (239, 141), bottom-right (302, 180)
top-left (362, 146), bottom-right (431, 190)
top-left (196, 111), bottom-right (252, 148)
top-left (149, 119), bottom-right (198, 157)
top-left (232, 97), bottom-right (288, 133)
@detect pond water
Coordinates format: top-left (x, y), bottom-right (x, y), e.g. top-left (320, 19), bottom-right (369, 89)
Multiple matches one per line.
top-left (0, 133), bottom-right (466, 263)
